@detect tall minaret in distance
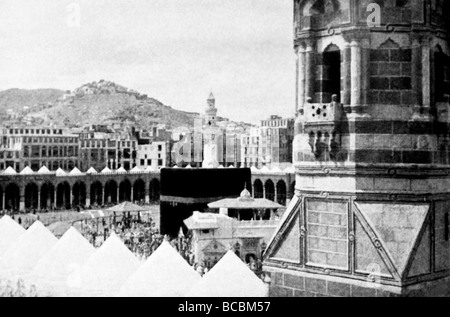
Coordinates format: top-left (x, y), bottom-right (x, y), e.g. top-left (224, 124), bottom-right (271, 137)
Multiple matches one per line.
top-left (203, 91), bottom-right (221, 168)
top-left (205, 92), bottom-right (218, 127)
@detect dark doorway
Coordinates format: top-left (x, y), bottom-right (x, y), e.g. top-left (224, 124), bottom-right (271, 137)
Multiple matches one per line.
top-left (322, 44), bottom-right (341, 103)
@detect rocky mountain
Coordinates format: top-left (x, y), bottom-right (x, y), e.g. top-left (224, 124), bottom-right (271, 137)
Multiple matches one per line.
top-left (0, 88), bottom-right (65, 113)
top-left (0, 81), bottom-right (203, 129)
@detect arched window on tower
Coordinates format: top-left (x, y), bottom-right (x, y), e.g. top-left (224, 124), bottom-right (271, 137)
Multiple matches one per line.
top-left (316, 44), bottom-right (341, 103)
top-left (434, 46), bottom-right (450, 104)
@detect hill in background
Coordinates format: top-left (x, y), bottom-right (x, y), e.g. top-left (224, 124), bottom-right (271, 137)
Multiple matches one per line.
top-left (0, 81), bottom-right (206, 129)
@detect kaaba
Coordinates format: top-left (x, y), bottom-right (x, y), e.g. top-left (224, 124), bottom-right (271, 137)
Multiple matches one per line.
top-left (160, 168), bottom-right (251, 237)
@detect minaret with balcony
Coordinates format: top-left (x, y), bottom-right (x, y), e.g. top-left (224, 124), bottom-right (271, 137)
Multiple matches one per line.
top-left (265, 0), bottom-right (450, 297)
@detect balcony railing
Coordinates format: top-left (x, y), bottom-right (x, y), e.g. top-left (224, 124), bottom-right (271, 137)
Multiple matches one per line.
top-left (237, 219), bottom-right (279, 228)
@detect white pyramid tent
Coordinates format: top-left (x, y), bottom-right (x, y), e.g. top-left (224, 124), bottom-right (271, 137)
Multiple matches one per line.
top-left (145, 165), bottom-right (157, 172)
top-left (250, 166), bottom-right (259, 173)
top-left (86, 167), bottom-right (98, 174)
top-left (116, 167), bottom-right (127, 174)
top-left (186, 250), bottom-right (267, 297)
top-left (20, 166), bottom-right (34, 175)
top-left (37, 166), bottom-right (52, 174)
top-left (3, 167), bottom-right (17, 175)
top-left (130, 166), bottom-right (142, 173)
top-left (260, 166), bottom-right (270, 173)
top-left (31, 227), bottom-right (95, 297)
top-left (0, 215), bottom-right (26, 256)
top-left (284, 166), bottom-right (295, 174)
top-left (118, 241), bottom-right (201, 297)
top-left (173, 165), bottom-right (179, 168)
top-left (228, 165), bottom-right (235, 168)
top-left (69, 167), bottom-right (83, 176)
top-left (55, 168), bottom-right (67, 176)
top-left (0, 221), bottom-right (58, 281)
top-left (218, 165), bottom-right (224, 169)
top-left (100, 167), bottom-right (112, 174)
top-left (76, 232), bottom-right (140, 297)
top-left (185, 165), bottom-right (192, 169)
top-left (271, 166), bottom-right (283, 174)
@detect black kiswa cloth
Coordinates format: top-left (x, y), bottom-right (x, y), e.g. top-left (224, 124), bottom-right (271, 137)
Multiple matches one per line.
top-left (159, 168), bottom-right (251, 237)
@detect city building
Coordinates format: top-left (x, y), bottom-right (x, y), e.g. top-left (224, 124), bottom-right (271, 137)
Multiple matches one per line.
top-left (264, 0), bottom-right (450, 297)
top-left (0, 126), bottom-right (79, 172)
top-left (137, 141), bottom-right (170, 170)
top-left (242, 116), bottom-right (295, 169)
top-left (78, 124), bottom-right (138, 171)
top-left (78, 125), bottom-right (117, 172)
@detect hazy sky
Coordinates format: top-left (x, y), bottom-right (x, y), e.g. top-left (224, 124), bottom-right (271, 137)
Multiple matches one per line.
top-left (0, 0), bottom-right (295, 124)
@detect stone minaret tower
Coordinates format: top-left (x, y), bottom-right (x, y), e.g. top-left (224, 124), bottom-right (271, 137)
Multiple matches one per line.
top-left (205, 92), bottom-right (218, 127)
top-left (203, 92), bottom-right (221, 168)
top-left (264, 0), bottom-right (450, 297)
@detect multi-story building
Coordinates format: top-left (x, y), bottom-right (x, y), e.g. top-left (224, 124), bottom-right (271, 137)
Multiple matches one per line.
top-left (241, 116), bottom-right (294, 169)
top-left (241, 127), bottom-right (261, 168)
top-left (78, 124), bottom-right (138, 171)
top-left (78, 125), bottom-right (118, 172)
top-left (114, 133), bottom-right (137, 170)
top-left (0, 126), bottom-right (79, 172)
top-left (136, 141), bottom-right (170, 170)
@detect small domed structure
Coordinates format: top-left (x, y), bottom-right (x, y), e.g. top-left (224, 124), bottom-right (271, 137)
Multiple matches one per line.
top-left (238, 185), bottom-right (254, 202)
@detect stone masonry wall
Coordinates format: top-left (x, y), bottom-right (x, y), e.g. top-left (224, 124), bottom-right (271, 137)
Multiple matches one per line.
top-left (267, 269), bottom-right (450, 297)
top-left (267, 270), bottom-right (400, 297)
top-left (369, 42), bottom-right (412, 105)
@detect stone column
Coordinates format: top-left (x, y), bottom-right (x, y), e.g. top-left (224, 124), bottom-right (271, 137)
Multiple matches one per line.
top-left (2, 190), bottom-right (5, 211)
top-left (342, 42), bottom-right (352, 106)
top-left (351, 40), bottom-right (362, 109)
top-left (422, 44), bottom-right (431, 111)
top-left (19, 186), bottom-right (25, 212)
top-left (54, 188), bottom-right (57, 209)
top-left (305, 43), bottom-right (315, 103)
top-left (263, 185), bottom-right (267, 199)
top-left (86, 183), bottom-right (91, 207)
top-left (131, 186), bottom-right (134, 203)
top-left (298, 46), bottom-right (306, 112)
top-left (295, 47), bottom-right (300, 112)
top-left (145, 181), bottom-right (150, 204)
top-left (102, 185), bottom-right (106, 206)
top-left (274, 186), bottom-right (278, 204)
top-left (69, 185), bottom-right (73, 209)
top-left (37, 185), bottom-right (41, 211)
top-left (412, 40), bottom-right (423, 108)
top-left (360, 39), bottom-right (371, 106)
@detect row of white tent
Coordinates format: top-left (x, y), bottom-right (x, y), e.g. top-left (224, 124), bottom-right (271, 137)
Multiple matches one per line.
top-left (0, 166), bottom-right (161, 177)
top-left (177, 165), bottom-right (294, 174)
top-left (0, 165), bottom-right (295, 177)
top-left (0, 216), bottom-right (268, 297)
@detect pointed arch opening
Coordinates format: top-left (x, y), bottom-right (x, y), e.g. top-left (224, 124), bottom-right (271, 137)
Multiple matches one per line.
top-left (90, 182), bottom-right (103, 207)
top-left (276, 180), bottom-right (287, 206)
top-left (25, 183), bottom-right (39, 211)
top-left (105, 180), bottom-right (118, 205)
top-left (40, 183), bottom-right (55, 210)
top-left (149, 179), bottom-right (160, 204)
top-left (72, 182), bottom-right (87, 208)
top-left (265, 180), bottom-right (275, 202)
top-left (119, 180), bottom-right (132, 202)
top-left (253, 179), bottom-right (264, 199)
top-left (5, 183), bottom-right (20, 211)
top-left (133, 179), bottom-right (146, 204)
top-left (56, 182), bottom-right (71, 210)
